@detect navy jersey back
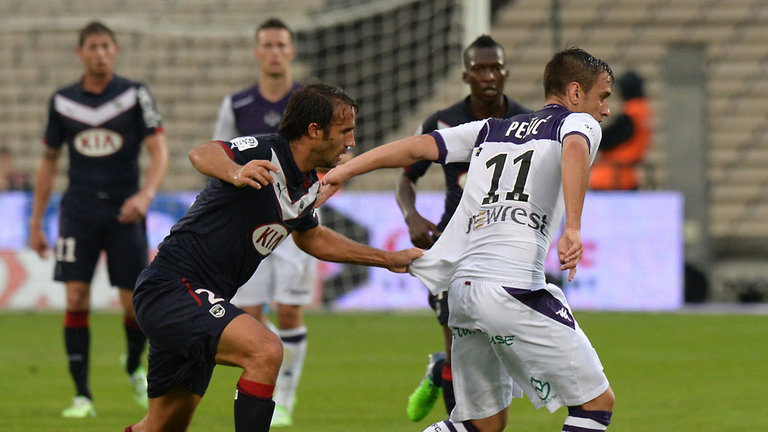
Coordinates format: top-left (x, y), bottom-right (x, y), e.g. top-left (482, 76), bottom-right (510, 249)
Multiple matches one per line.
top-left (44, 75), bottom-right (162, 198)
top-left (151, 134), bottom-right (319, 299)
top-left (405, 95), bottom-right (530, 230)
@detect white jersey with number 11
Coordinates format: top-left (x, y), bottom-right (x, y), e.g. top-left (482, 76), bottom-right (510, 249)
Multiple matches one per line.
top-left (409, 104), bottom-right (602, 293)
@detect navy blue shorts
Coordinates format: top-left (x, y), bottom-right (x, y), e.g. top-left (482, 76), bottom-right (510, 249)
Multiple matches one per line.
top-left (428, 291), bottom-right (450, 325)
top-left (133, 265), bottom-right (245, 398)
top-left (55, 192), bottom-right (147, 289)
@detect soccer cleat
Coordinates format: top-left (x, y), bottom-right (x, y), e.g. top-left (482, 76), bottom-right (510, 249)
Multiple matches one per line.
top-left (270, 404), bottom-right (293, 427)
top-left (130, 367), bottom-right (149, 410)
top-left (406, 351), bottom-right (445, 422)
top-left (61, 396), bottom-right (96, 418)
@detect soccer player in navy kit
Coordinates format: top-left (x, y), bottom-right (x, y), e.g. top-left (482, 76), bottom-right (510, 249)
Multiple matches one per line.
top-left (320, 48), bottom-right (616, 432)
top-left (125, 83), bottom-right (422, 432)
top-left (28, 21), bottom-right (168, 418)
top-left (397, 35), bottom-right (530, 422)
top-left (212, 18), bottom-right (314, 427)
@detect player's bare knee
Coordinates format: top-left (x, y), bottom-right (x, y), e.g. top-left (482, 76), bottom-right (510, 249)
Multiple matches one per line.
top-left (242, 330), bottom-right (283, 375)
top-left (581, 386), bottom-right (615, 412)
top-left (263, 330), bottom-right (283, 366)
top-left (601, 386), bottom-right (616, 411)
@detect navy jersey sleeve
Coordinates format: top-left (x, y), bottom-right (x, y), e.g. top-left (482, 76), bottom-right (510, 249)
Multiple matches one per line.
top-left (294, 208), bottom-right (320, 232)
top-left (43, 94), bottom-right (65, 149)
top-left (404, 111), bottom-right (442, 181)
top-left (135, 84), bottom-right (163, 137)
top-left (221, 136), bottom-right (273, 164)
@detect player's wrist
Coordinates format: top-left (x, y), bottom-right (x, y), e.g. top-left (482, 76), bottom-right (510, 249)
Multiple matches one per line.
top-left (404, 211), bottom-right (420, 223)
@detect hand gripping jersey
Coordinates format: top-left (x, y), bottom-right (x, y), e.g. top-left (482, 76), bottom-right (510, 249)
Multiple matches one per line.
top-left (405, 96), bottom-right (530, 231)
top-left (151, 134), bottom-right (319, 300)
top-left (409, 104), bottom-right (601, 293)
top-left (44, 75), bottom-right (162, 198)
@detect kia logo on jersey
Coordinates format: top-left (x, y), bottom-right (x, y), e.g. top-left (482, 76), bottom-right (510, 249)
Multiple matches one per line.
top-left (251, 223), bottom-right (289, 256)
top-left (73, 128), bottom-right (124, 157)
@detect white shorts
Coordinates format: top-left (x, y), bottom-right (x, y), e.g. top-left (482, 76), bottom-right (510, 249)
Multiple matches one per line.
top-left (231, 235), bottom-right (317, 307)
top-left (447, 278), bottom-right (609, 421)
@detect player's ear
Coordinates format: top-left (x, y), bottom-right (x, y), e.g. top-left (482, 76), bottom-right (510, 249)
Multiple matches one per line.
top-left (462, 70), bottom-right (470, 84)
top-left (567, 82), bottom-right (581, 105)
top-left (307, 122), bottom-right (322, 138)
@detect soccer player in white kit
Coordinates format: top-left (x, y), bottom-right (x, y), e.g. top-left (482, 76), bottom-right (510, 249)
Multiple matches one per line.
top-left (318, 47), bottom-right (616, 432)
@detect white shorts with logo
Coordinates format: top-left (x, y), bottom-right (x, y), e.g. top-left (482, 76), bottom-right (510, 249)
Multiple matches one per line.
top-left (231, 235), bottom-right (317, 307)
top-left (447, 278), bottom-right (609, 421)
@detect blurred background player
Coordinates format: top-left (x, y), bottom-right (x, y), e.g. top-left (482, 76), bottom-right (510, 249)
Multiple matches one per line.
top-left (0, 146), bottom-right (31, 191)
top-left (28, 21), bottom-right (168, 418)
top-left (396, 34), bottom-right (530, 422)
top-left (588, 69), bottom-right (653, 191)
top-left (212, 17), bottom-right (310, 427)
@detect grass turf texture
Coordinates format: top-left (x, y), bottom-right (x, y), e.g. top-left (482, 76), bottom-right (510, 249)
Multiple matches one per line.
top-left (0, 311), bottom-right (766, 431)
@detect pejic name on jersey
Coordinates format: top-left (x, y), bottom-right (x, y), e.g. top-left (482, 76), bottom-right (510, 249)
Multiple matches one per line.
top-left (466, 204), bottom-right (550, 235)
top-left (503, 115), bottom-right (552, 140)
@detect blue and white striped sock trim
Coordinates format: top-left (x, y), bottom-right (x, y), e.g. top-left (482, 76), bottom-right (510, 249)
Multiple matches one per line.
top-left (562, 408), bottom-right (612, 431)
top-left (423, 420), bottom-right (479, 432)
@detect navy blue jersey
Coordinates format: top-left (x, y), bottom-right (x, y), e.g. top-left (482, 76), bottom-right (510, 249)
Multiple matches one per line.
top-left (213, 83), bottom-right (302, 140)
top-left (150, 134), bottom-right (319, 300)
top-left (44, 75), bottom-right (162, 198)
top-left (405, 95), bottom-right (530, 231)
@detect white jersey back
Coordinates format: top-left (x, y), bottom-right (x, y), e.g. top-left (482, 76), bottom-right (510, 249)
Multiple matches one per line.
top-left (409, 104), bottom-right (602, 293)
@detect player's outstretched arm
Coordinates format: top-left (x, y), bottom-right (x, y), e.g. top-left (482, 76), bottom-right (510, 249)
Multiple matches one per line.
top-left (315, 134), bottom-right (440, 207)
top-left (293, 225), bottom-right (423, 273)
top-left (189, 141), bottom-right (279, 189)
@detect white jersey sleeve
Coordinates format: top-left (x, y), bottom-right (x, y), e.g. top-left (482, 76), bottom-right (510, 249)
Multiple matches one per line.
top-left (432, 119), bottom-right (488, 164)
top-left (212, 95), bottom-right (238, 141)
top-left (560, 112), bottom-right (602, 163)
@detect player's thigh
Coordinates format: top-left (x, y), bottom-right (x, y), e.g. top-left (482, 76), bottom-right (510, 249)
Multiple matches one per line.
top-left (135, 268), bottom-right (244, 398)
top-left (447, 281), bottom-right (516, 422)
top-left (488, 283), bottom-right (608, 409)
top-left (55, 209), bottom-right (102, 284)
top-left (104, 218), bottom-right (148, 289)
top-left (216, 313), bottom-right (282, 381)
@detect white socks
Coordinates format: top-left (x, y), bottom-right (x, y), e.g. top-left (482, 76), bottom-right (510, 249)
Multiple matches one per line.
top-left (273, 325), bottom-right (307, 413)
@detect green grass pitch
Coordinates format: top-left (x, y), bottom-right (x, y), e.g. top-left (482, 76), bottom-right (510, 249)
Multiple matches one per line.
top-left (0, 310), bottom-right (766, 431)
